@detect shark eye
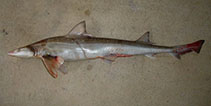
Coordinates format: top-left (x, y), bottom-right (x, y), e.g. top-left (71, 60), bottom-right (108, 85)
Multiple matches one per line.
top-left (19, 48), bottom-right (25, 51)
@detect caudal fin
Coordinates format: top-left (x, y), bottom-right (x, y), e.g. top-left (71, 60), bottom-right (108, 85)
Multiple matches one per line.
top-left (171, 40), bottom-right (205, 59)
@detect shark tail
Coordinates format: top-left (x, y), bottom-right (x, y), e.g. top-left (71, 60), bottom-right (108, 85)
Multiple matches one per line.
top-left (170, 40), bottom-right (205, 59)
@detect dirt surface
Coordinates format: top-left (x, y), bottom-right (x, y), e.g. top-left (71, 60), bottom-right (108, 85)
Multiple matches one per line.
top-left (0, 0), bottom-right (211, 106)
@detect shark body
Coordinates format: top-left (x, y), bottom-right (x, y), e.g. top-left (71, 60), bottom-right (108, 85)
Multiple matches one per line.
top-left (8, 21), bottom-right (205, 78)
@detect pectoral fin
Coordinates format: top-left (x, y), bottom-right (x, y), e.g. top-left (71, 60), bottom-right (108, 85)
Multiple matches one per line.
top-left (41, 56), bottom-right (64, 78)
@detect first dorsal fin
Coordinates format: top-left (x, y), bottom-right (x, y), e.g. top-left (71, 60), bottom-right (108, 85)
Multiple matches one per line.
top-left (68, 21), bottom-right (87, 35)
top-left (136, 31), bottom-right (151, 43)
top-left (66, 21), bottom-right (93, 38)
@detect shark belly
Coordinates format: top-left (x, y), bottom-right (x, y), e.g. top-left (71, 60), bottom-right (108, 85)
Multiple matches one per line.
top-left (80, 42), bottom-right (173, 58)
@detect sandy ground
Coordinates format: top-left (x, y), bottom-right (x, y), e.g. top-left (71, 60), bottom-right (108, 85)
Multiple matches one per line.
top-left (0, 0), bottom-right (211, 106)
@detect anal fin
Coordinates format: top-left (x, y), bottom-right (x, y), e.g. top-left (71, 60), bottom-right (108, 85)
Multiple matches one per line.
top-left (170, 53), bottom-right (181, 59)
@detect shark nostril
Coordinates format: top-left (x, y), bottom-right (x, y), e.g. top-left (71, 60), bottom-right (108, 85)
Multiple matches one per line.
top-left (8, 50), bottom-right (13, 53)
top-left (9, 51), bottom-right (14, 53)
top-left (8, 50), bottom-right (16, 56)
top-left (8, 52), bottom-right (14, 56)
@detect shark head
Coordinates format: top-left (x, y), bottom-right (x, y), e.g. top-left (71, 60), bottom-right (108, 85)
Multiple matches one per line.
top-left (8, 47), bottom-right (34, 58)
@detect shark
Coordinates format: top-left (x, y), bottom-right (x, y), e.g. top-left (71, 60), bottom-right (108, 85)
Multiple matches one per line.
top-left (8, 21), bottom-right (205, 78)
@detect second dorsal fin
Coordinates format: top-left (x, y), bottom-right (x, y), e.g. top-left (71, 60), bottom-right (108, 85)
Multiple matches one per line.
top-left (136, 31), bottom-right (151, 43)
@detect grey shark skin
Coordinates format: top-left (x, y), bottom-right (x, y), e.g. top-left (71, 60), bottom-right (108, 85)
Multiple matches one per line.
top-left (8, 21), bottom-right (205, 78)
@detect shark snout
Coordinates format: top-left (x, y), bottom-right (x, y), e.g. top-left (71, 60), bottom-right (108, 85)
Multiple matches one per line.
top-left (8, 50), bottom-right (15, 56)
top-left (8, 47), bottom-right (34, 58)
